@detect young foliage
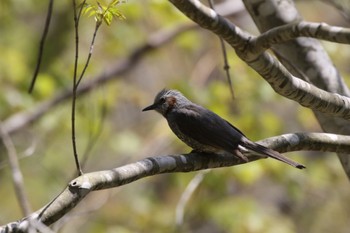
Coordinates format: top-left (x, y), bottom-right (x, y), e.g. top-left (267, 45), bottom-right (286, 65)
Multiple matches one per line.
top-left (82, 0), bottom-right (126, 26)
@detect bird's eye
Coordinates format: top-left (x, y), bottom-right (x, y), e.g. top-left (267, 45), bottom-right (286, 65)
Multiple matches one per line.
top-left (159, 97), bottom-right (166, 103)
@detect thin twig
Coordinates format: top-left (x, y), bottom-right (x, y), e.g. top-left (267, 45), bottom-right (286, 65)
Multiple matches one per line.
top-left (28, 0), bottom-right (54, 94)
top-left (0, 122), bottom-right (31, 216)
top-left (175, 170), bottom-right (210, 226)
top-left (80, 102), bottom-right (107, 169)
top-left (71, 0), bottom-right (86, 176)
top-left (71, 0), bottom-right (101, 175)
top-left (76, 21), bottom-right (101, 87)
top-left (70, 8), bottom-right (102, 175)
top-left (207, 0), bottom-right (235, 99)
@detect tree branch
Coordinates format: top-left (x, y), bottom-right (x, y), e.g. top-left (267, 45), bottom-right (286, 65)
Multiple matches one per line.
top-left (2, 132), bottom-right (350, 232)
top-left (175, 170), bottom-right (210, 226)
top-left (242, 0), bottom-right (350, 178)
top-left (259, 132), bottom-right (350, 153)
top-left (168, 0), bottom-right (350, 120)
top-left (252, 21), bottom-right (350, 54)
top-left (0, 122), bottom-right (31, 216)
top-left (28, 0), bottom-right (54, 93)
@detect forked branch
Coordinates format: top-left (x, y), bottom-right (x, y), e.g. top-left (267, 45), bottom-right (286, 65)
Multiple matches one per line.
top-left (168, 0), bottom-right (350, 120)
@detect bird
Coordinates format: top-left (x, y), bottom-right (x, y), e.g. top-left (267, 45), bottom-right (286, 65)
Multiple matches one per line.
top-left (142, 89), bottom-right (305, 169)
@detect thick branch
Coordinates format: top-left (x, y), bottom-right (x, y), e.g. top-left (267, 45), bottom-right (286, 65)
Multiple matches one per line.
top-left (168, 0), bottom-right (350, 120)
top-left (260, 132), bottom-right (350, 153)
top-left (2, 132), bottom-right (350, 232)
top-left (252, 21), bottom-right (350, 53)
top-left (242, 0), bottom-right (350, 178)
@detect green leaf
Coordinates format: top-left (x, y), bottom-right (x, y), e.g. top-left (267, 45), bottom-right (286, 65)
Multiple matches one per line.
top-left (88, 10), bottom-right (96, 18)
top-left (109, 8), bottom-right (126, 20)
top-left (110, 0), bottom-right (120, 6)
top-left (82, 4), bottom-right (96, 16)
top-left (81, 0), bottom-right (127, 25)
top-left (103, 11), bottom-right (113, 26)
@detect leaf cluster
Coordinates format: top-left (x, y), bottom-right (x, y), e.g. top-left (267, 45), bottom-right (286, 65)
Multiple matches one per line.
top-left (82, 0), bottom-right (126, 26)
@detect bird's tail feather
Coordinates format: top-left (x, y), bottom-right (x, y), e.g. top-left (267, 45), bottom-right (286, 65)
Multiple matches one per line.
top-left (241, 140), bottom-right (306, 169)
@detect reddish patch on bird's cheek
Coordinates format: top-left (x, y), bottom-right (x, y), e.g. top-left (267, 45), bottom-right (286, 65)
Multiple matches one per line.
top-left (166, 96), bottom-right (177, 107)
top-left (164, 97), bottom-right (177, 116)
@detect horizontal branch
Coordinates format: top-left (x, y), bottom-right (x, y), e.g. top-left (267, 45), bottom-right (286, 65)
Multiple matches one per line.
top-left (252, 21), bottom-right (350, 54)
top-left (169, 0), bottom-right (350, 120)
top-left (259, 132), bottom-right (350, 153)
top-left (2, 132), bottom-right (350, 232)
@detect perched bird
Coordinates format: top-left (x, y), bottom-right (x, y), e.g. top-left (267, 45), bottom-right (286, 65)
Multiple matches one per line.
top-left (143, 89), bottom-right (305, 169)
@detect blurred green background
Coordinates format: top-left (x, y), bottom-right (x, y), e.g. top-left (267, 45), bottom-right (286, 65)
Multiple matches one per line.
top-left (1, 0), bottom-right (350, 232)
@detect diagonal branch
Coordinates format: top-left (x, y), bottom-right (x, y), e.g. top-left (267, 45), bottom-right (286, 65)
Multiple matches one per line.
top-left (242, 0), bottom-right (350, 178)
top-left (0, 122), bottom-right (31, 216)
top-left (4, 4), bottom-right (244, 136)
top-left (168, 0), bottom-right (350, 120)
top-left (3, 24), bottom-right (196, 136)
top-left (2, 132), bottom-right (350, 232)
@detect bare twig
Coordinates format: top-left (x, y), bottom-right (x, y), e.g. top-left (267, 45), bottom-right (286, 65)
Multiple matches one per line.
top-left (175, 170), bottom-right (210, 226)
top-left (71, 0), bottom-right (87, 176)
top-left (0, 122), bottom-right (31, 216)
top-left (80, 102), bottom-right (107, 170)
top-left (28, 0), bottom-right (54, 93)
top-left (219, 39), bottom-right (234, 99)
top-left (207, 0), bottom-right (234, 99)
top-left (76, 22), bottom-right (101, 87)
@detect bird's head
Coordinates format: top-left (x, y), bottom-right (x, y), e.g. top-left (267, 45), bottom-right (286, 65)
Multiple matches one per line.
top-left (142, 89), bottom-right (189, 116)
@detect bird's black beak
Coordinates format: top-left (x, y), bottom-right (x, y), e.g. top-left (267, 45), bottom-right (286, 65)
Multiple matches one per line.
top-left (142, 103), bottom-right (157, 112)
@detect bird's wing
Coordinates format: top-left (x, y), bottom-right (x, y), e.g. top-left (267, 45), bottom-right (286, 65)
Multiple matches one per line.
top-left (169, 105), bottom-right (244, 151)
top-left (170, 105), bottom-right (306, 169)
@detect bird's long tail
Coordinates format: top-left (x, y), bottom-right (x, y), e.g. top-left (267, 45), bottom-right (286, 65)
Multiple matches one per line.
top-left (240, 139), bottom-right (306, 169)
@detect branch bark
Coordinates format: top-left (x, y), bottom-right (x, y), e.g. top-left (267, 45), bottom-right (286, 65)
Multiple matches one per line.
top-left (168, 0), bottom-right (350, 120)
top-left (168, 0), bottom-right (350, 178)
top-left (252, 21), bottom-right (350, 53)
top-left (242, 0), bottom-right (350, 177)
top-left (1, 132), bottom-right (349, 232)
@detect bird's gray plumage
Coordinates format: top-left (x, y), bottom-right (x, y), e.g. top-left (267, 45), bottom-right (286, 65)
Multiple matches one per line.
top-left (143, 89), bottom-right (305, 169)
